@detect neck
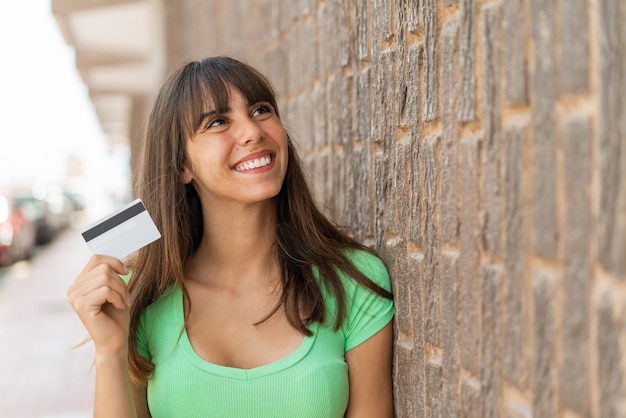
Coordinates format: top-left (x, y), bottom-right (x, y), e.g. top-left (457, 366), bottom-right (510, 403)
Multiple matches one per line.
top-left (186, 200), bottom-right (279, 288)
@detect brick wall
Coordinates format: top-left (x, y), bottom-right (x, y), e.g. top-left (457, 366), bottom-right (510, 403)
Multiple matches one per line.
top-left (163, 0), bottom-right (626, 416)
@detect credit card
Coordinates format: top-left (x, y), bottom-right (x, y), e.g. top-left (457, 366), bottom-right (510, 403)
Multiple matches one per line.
top-left (81, 198), bottom-right (161, 259)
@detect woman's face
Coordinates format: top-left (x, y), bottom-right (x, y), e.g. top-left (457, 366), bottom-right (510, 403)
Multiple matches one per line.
top-left (181, 85), bottom-right (288, 210)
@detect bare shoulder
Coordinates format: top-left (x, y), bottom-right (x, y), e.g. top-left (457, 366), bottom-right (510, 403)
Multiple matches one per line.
top-left (344, 321), bottom-right (393, 418)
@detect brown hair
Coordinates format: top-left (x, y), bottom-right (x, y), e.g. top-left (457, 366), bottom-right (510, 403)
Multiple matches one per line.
top-left (127, 56), bottom-right (392, 384)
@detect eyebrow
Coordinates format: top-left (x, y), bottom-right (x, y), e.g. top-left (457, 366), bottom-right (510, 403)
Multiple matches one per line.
top-left (194, 99), bottom-right (262, 131)
top-left (195, 107), bottom-right (231, 130)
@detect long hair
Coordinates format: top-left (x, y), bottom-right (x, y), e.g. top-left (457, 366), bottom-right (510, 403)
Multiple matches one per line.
top-left (127, 56), bottom-right (392, 384)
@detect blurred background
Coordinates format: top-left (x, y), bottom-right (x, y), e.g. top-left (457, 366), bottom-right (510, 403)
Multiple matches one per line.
top-left (0, 2), bottom-right (129, 417)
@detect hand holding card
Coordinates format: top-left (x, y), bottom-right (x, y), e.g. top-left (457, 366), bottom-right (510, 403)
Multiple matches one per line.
top-left (81, 198), bottom-right (161, 259)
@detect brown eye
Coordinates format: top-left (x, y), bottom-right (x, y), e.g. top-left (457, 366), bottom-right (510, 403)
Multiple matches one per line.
top-left (252, 104), bottom-right (273, 117)
top-left (207, 118), bottom-right (227, 128)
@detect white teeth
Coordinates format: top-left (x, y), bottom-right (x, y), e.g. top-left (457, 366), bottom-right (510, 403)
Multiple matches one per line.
top-left (235, 155), bottom-right (272, 171)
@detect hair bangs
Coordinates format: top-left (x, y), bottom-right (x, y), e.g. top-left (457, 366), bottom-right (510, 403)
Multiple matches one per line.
top-left (177, 63), bottom-right (231, 142)
top-left (186, 57), bottom-right (280, 131)
top-left (222, 67), bottom-right (280, 118)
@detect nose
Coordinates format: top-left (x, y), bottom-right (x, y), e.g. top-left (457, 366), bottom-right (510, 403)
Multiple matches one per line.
top-left (236, 116), bottom-right (263, 145)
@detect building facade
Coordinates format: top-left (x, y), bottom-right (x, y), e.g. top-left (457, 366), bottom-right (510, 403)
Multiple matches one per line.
top-left (53, 0), bottom-right (625, 416)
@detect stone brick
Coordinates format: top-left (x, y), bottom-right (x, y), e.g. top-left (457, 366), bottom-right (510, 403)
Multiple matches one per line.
top-left (407, 44), bottom-right (422, 245)
top-left (407, 0), bottom-right (420, 32)
top-left (339, 73), bottom-right (352, 145)
top-left (351, 149), bottom-right (364, 234)
top-left (328, 152), bottom-right (349, 225)
top-left (293, 0), bottom-right (311, 18)
top-left (383, 144), bottom-right (397, 229)
top-left (389, 247), bottom-right (415, 418)
top-left (481, 263), bottom-right (503, 418)
top-left (480, 4), bottom-right (501, 257)
top-left (503, 123), bottom-right (528, 388)
top-left (322, 0), bottom-right (350, 70)
top-left (327, 81), bottom-right (343, 155)
top-left (343, 148), bottom-right (356, 227)
top-left (371, 49), bottom-right (395, 143)
top-left (503, 0), bottom-right (528, 105)
top-left (441, 250), bottom-right (459, 417)
top-left (301, 12), bottom-right (315, 87)
top-left (532, 268), bottom-right (559, 418)
top-left (315, 6), bottom-right (329, 78)
top-left (277, 0), bottom-right (291, 34)
top-left (262, 58), bottom-right (277, 98)
top-left (288, 24), bottom-right (301, 92)
top-left (597, 0), bottom-right (626, 277)
top-left (426, 357), bottom-right (443, 418)
top-left (560, 116), bottom-right (592, 416)
top-left (559, 0), bottom-right (589, 94)
top-left (410, 130), bottom-right (422, 245)
top-left (356, 0), bottom-right (369, 60)
top-left (444, 0), bottom-right (458, 6)
top-left (441, 17), bottom-right (460, 244)
top-left (407, 43), bottom-right (422, 138)
top-left (422, 135), bottom-right (440, 346)
top-left (396, 141), bottom-right (412, 240)
top-left (459, 0), bottom-right (476, 121)
top-left (336, 1), bottom-right (351, 68)
top-left (311, 6), bottom-right (324, 81)
top-left (597, 289), bottom-right (626, 418)
top-left (395, 0), bottom-right (408, 128)
top-left (458, 136), bottom-right (481, 374)
top-left (264, 0), bottom-right (280, 38)
top-left (507, 401), bottom-right (531, 418)
top-left (386, 238), bottom-right (410, 336)
top-left (530, 0), bottom-right (557, 259)
top-left (381, 49), bottom-right (396, 150)
top-left (353, 147), bottom-right (373, 238)
top-left (393, 341), bottom-right (415, 418)
top-left (374, 154), bottom-right (385, 251)
top-left (373, 0), bottom-right (393, 40)
top-left (313, 85), bottom-right (327, 151)
top-left (422, 0), bottom-right (438, 121)
top-left (326, 76), bottom-right (340, 148)
top-left (409, 252), bottom-right (426, 417)
top-left (357, 67), bottom-right (371, 144)
top-left (460, 376), bottom-right (482, 418)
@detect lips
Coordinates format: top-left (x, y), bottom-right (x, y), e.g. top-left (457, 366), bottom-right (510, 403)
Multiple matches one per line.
top-left (233, 152), bottom-right (273, 172)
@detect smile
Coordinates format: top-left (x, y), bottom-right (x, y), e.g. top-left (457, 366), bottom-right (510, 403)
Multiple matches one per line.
top-left (234, 155), bottom-right (272, 171)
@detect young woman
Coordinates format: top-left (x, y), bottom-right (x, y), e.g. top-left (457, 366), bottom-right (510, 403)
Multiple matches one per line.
top-left (68, 56), bottom-right (394, 418)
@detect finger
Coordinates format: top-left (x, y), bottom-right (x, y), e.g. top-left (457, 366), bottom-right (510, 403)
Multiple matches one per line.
top-left (81, 254), bottom-right (128, 278)
top-left (83, 275), bottom-right (130, 308)
top-left (70, 257), bottom-right (127, 302)
top-left (69, 265), bottom-right (131, 308)
top-left (75, 284), bottom-right (129, 314)
top-left (98, 285), bottom-right (129, 311)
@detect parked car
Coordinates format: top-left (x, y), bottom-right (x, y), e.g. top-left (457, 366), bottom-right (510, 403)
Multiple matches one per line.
top-left (12, 191), bottom-right (56, 245)
top-left (0, 192), bottom-right (37, 266)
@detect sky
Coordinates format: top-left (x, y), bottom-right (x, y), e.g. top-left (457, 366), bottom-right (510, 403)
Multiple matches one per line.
top-left (0, 1), bottom-right (129, 201)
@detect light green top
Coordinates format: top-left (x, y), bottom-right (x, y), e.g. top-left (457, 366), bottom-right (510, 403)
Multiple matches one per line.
top-left (136, 250), bottom-right (394, 418)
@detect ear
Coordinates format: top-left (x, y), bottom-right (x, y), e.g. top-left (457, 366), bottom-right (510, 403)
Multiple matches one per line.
top-left (181, 166), bottom-right (193, 184)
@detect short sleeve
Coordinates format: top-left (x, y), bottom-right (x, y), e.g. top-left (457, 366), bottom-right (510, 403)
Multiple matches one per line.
top-left (342, 250), bottom-right (394, 351)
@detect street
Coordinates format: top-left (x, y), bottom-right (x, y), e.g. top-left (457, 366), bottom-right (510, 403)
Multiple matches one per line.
top-left (0, 216), bottom-right (96, 418)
